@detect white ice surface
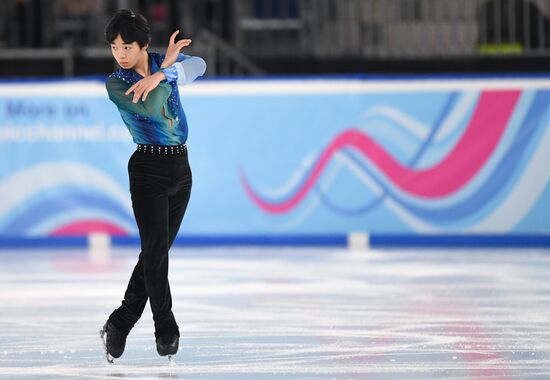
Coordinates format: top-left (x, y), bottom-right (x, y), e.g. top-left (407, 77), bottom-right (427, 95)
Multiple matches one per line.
top-left (1, 247), bottom-right (550, 379)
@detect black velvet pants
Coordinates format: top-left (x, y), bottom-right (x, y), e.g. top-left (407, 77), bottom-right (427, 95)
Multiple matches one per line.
top-left (109, 145), bottom-right (192, 338)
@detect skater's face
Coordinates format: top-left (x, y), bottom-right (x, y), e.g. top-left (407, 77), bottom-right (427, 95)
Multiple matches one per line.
top-left (110, 34), bottom-right (148, 70)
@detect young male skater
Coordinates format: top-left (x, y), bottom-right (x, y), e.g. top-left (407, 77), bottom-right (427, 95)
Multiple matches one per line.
top-left (100, 9), bottom-right (206, 362)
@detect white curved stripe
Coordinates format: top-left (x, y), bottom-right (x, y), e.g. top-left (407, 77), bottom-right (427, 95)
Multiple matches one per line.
top-left (467, 123), bottom-right (550, 232)
top-left (319, 154), bottom-right (344, 192)
top-left (360, 92), bottom-right (475, 160)
top-left (268, 197), bottom-right (320, 232)
top-left (333, 153), bottom-right (384, 197)
top-left (266, 153), bottom-right (354, 231)
top-left (362, 106), bottom-right (431, 140)
top-left (332, 153), bottom-right (435, 232)
top-left (258, 152), bottom-right (317, 198)
top-left (384, 199), bottom-right (438, 232)
top-left (265, 152), bottom-right (383, 231)
top-left (434, 91), bottom-right (478, 143)
top-left (0, 162), bottom-right (132, 220)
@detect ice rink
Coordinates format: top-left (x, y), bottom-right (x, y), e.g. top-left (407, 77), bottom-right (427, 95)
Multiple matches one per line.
top-left (1, 246), bottom-right (550, 379)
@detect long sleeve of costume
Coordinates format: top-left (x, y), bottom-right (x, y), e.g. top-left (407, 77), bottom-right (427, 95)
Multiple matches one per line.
top-left (105, 76), bottom-right (172, 116)
top-left (106, 52), bottom-right (192, 146)
top-left (161, 54), bottom-right (207, 85)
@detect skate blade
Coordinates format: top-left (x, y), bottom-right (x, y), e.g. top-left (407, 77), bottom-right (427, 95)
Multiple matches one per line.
top-left (168, 355), bottom-right (176, 367)
top-left (99, 327), bottom-right (114, 364)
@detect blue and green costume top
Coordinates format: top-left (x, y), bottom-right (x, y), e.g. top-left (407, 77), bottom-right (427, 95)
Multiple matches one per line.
top-left (106, 52), bottom-right (206, 146)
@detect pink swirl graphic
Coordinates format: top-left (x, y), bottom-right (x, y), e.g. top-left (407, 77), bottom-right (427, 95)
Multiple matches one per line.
top-left (241, 90), bottom-right (521, 214)
top-left (50, 220), bottom-right (129, 236)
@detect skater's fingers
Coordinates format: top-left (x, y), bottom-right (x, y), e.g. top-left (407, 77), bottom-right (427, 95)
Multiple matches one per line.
top-left (176, 39), bottom-right (191, 48)
top-left (132, 87), bottom-right (145, 103)
top-left (169, 30), bottom-right (180, 45)
top-left (142, 89), bottom-right (150, 101)
top-left (125, 83), bottom-right (137, 95)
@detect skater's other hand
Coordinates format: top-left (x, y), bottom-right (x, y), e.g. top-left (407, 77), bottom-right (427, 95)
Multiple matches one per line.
top-left (161, 30), bottom-right (192, 69)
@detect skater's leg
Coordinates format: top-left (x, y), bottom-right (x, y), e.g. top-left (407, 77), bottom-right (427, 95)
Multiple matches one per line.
top-left (108, 252), bottom-right (148, 332)
top-left (107, 189), bottom-right (169, 333)
top-left (155, 159), bottom-right (191, 357)
top-left (108, 152), bottom-right (172, 334)
top-left (156, 154), bottom-right (192, 336)
top-left (153, 182), bottom-right (192, 337)
top-left (130, 189), bottom-right (175, 335)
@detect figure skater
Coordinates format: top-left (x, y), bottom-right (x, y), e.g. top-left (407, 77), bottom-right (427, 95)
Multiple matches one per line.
top-left (100, 9), bottom-right (206, 363)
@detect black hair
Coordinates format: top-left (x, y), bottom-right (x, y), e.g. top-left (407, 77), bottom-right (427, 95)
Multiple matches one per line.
top-left (104, 9), bottom-right (151, 48)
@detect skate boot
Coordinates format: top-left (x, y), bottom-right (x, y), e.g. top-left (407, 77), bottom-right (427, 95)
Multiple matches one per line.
top-left (99, 320), bottom-right (128, 363)
top-left (156, 332), bottom-right (179, 358)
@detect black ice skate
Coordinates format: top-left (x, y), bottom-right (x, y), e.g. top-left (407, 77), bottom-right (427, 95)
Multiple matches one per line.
top-left (99, 320), bottom-right (128, 363)
top-left (156, 333), bottom-right (179, 362)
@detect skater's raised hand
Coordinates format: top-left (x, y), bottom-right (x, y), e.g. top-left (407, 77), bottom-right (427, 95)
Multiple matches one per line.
top-left (161, 30), bottom-right (192, 69)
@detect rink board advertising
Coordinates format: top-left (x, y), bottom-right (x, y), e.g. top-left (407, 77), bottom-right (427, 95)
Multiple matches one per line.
top-left (0, 77), bottom-right (549, 246)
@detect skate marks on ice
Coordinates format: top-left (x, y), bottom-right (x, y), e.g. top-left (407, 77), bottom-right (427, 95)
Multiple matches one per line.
top-left (0, 248), bottom-right (550, 379)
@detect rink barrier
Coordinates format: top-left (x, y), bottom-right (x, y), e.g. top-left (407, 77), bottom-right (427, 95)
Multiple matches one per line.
top-left (2, 75), bottom-right (550, 244)
top-left (0, 234), bottom-right (549, 249)
top-left (369, 234), bottom-right (550, 248)
top-left (115, 234), bottom-right (550, 248)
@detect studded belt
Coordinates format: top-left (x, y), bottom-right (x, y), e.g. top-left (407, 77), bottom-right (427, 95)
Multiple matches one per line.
top-left (136, 143), bottom-right (187, 155)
